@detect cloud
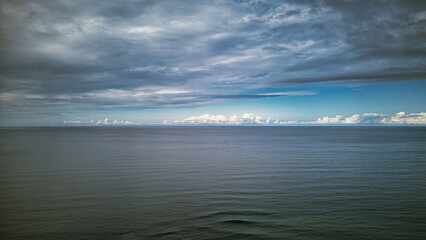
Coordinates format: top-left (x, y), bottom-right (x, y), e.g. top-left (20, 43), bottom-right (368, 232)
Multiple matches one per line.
top-left (165, 112), bottom-right (426, 126)
top-left (383, 112), bottom-right (426, 125)
top-left (0, 88), bottom-right (315, 110)
top-left (95, 118), bottom-right (136, 125)
top-left (64, 118), bottom-right (138, 125)
top-left (272, 70), bottom-right (426, 86)
top-left (308, 113), bottom-right (386, 125)
top-left (165, 113), bottom-right (277, 125)
top-left (0, 0), bottom-right (425, 113)
top-left (180, 114), bottom-right (227, 124)
top-left (308, 112), bottom-right (426, 125)
top-left (63, 120), bottom-right (82, 124)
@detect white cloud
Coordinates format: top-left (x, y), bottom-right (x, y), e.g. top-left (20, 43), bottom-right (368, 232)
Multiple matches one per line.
top-left (308, 113), bottom-right (382, 125)
top-left (93, 118), bottom-right (137, 125)
top-left (112, 119), bottom-right (134, 125)
top-left (168, 113), bottom-right (275, 125)
top-left (165, 112), bottom-right (426, 126)
top-left (307, 112), bottom-right (426, 125)
top-left (63, 118), bottom-right (138, 125)
top-left (185, 114), bottom-right (227, 123)
top-left (310, 115), bottom-right (345, 124)
top-left (166, 113), bottom-right (296, 125)
top-left (126, 26), bottom-right (162, 34)
top-left (385, 112), bottom-right (426, 125)
top-left (63, 120), bottom-right (82, 124)
top-left (64, 112), bottom-right (426, 126)
top-left (275, 120), bottom-right (298, 125)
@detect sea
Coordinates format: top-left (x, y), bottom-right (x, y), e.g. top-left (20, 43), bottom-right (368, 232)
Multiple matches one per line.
top-left (1, 126), bottom-right (425, 240)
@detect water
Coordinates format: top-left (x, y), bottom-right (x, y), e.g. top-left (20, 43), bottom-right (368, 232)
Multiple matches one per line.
top-left (1, 126), bottom-right (425, 239)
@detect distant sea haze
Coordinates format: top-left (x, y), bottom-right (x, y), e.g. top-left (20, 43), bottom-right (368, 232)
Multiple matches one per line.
top-left (1, 127), bottom-right (425, 239)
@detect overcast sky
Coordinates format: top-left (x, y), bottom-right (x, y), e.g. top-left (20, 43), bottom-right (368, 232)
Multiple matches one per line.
top-left (1, 0), bottom-right (425, 125)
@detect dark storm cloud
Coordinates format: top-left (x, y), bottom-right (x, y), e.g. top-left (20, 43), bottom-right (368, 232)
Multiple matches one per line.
top-left (0, 0), bottom-right (425, 110)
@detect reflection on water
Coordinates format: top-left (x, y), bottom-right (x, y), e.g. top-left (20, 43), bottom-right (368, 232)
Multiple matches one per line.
top-left (1, 127), bottom-right (425, 239)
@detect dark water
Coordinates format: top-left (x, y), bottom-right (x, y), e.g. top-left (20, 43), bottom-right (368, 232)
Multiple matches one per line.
top-left (1, 127), bottom-right (425, 240)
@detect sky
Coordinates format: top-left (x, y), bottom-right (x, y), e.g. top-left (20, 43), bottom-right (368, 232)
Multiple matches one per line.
top-left (0, 0), bottom-right (425, 126)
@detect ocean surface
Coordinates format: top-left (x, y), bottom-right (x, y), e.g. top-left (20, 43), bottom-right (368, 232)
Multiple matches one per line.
top-left (1, 126), bottom-right (425, 240)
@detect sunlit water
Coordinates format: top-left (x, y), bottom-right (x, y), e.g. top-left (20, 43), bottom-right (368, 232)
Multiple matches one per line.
top-left (1, 127), bottom-right (425, 239)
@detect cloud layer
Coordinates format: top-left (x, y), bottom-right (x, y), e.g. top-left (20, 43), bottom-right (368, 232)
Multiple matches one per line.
top-left (1, 0), bottom-right (425, 111)
top-left (159, 112), bottom-right (426, 126)
top-left (63, 112), bottom-right (426, 125)
top-left (166, 113), bottom-right (273, 125)
top-left (309, 112), bottom-right (426, 125)
top-left (64, 118), bottom-right (138, 125)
